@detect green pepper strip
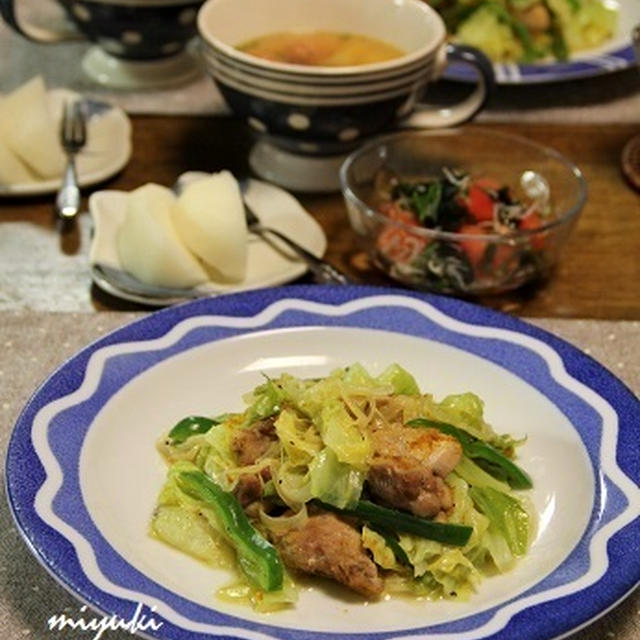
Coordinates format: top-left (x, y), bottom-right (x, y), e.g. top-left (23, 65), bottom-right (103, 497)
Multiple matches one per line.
top-left (175, 470), bottom-right (284, 592)
top-left (168, 415), bottom-right (219, 444)
top-left (318, 500), bottom-right (473, 547)
top-left (369, 525), bottom-right (411, 566)
top-left (407, 418), bottom-right (533, 490)
top-left (484, 1), bottom-right (540, 63)
top-left (542, 0), bottom-right (569, 62)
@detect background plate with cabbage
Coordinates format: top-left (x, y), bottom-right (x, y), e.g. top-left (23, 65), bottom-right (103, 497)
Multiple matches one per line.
top-left (427, 0), bottom-right (619, 63)
top-left (151, 364), bottom-right (534, 611)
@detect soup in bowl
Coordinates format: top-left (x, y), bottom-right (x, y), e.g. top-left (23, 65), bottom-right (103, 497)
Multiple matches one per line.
top-left (237, 31), bottom-right (405, 66)
top-left (197, 0), bottom-right (494, 191)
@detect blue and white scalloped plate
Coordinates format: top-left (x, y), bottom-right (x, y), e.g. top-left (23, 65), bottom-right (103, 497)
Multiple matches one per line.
top-left (5, 286), bottom-right (640, 640)
top-left (445, 0), bottom-right (639, 83)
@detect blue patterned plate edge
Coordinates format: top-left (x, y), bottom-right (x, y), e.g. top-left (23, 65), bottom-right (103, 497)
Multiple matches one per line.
top-left (5, 285), bottom-right (640, 640)
top-left (444, 44), bottom-right (635, 84)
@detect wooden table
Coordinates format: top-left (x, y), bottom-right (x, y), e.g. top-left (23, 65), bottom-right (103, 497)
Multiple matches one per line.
top-left (1, 117), bottom-right (639, 318)
top-left (1, 115), bottom-right (639, 640)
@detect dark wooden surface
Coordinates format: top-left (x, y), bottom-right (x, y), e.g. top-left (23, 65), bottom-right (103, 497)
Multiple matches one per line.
top-left (1, 116), bottom-right (639, 318)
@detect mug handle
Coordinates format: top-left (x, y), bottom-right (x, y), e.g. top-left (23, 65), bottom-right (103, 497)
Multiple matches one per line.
top-left (0, 0), bottom-right (82, 42)
top-left (401, 43), bottom-right (495, 128)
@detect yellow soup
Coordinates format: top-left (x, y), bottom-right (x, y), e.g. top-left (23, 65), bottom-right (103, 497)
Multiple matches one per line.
top-left (237, 31), bottom-right (405, 66)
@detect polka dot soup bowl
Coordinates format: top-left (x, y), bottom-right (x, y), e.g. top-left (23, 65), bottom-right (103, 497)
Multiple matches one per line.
top-left (0, 0), bottom-right (206, 88)
top-left (197, 0), bottom-right (495, 192)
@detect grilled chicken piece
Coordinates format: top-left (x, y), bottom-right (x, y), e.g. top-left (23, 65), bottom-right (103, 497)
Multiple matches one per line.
top-left (367, 422), bottom-right (462, 517)
top-left (271, 512), bottom-right (384, 598)
top-left (231, 416), bottom-right (277, 466)
top-left (231, 416), bottom-right (277, 508)
top-left (233, 474), bottom-right (263, 507)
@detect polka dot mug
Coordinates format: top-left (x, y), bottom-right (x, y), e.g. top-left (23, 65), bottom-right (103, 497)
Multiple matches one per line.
top-left (0, 0), bottom-right (205, 60)
top-left (197, 0), bottom-right (494, 160)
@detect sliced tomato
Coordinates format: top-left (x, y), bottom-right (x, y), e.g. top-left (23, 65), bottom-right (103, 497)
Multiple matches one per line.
top-left (467, 184), bottom-right (495, 222)
top-left (378, 201), bottom-right (419, 226)
top-left (377, 201), bottom-right (427, 263)
top-left (518, 212), bottom-right (546, 251)
top-left (457, 224), bottom-right (488, 265)
top-left (458, 224), bottom-right (520, 277)
top-left (473, 177), bottom-right (501, 191)
top-left (377, 226), bottom-right (427, 264)
top-left (490, 242), bottom-right (517, 273)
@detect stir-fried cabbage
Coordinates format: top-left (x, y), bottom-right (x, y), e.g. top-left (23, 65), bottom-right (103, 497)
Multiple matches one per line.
top-left (428, 0), bottom-right (618, 63)
top-left (151, 363), bottom-right (534, 610)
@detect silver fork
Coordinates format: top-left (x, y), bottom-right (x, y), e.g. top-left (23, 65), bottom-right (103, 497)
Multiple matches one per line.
top-left (243, 197), bottom-right (353, 285)
top-left (55, 100), bottom-right (87, 220)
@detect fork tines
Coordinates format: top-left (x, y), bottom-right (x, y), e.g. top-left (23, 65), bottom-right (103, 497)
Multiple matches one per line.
top-left (60, 100), bottom-right (87, 153)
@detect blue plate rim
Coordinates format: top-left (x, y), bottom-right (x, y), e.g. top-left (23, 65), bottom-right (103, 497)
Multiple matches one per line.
top-left (444, 43), bottom-right (635, 84)
top-left (5, 285), bottom-right (640, 640)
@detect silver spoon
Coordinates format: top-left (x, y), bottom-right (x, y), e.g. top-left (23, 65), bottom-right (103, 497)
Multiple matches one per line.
top-left (520, 170), bottom-right (550, 205)
top-left (91, 262), bottom-right (206, 304)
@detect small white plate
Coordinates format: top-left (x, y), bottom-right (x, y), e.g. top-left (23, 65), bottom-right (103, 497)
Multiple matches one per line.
top-left (88, 173), bottom-right (328, 305)
top-left (0, 88), bottom-right (132, 197)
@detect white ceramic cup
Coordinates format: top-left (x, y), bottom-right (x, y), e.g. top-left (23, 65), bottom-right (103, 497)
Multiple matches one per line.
top-left (198, 0), bottom-right (494, 128)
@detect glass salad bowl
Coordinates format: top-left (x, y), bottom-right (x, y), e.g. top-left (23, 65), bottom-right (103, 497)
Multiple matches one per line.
top-left (340, 128), bottom-right (587, 296)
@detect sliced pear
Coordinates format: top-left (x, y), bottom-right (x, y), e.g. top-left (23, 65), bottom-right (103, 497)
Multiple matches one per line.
top-left (0, 76), bottom-right (66, 179)
top-left (116, 183), bottom-right (209, 288)
top-left (173, 171), bottom-right (248, 282)
top-left (0, 139), bottom-right (39, 185)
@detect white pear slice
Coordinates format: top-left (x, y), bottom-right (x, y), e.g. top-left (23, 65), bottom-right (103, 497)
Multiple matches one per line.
top-left (116, 183), bottom-right (209, 288)
top-left (173, 171), bottom-right (248, 282)
top-left (0, 139), bottom-right (38, 185)
top-left (0, 76), bottom-right (65, 179)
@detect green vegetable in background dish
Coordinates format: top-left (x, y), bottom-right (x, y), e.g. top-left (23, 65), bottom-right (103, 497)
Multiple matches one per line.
top-left (426, 0), bottom-right (618, 64)
top-left (485, 1), bottom-right (542, 62)
top-left (373, 167), bottom-right (553, 296)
